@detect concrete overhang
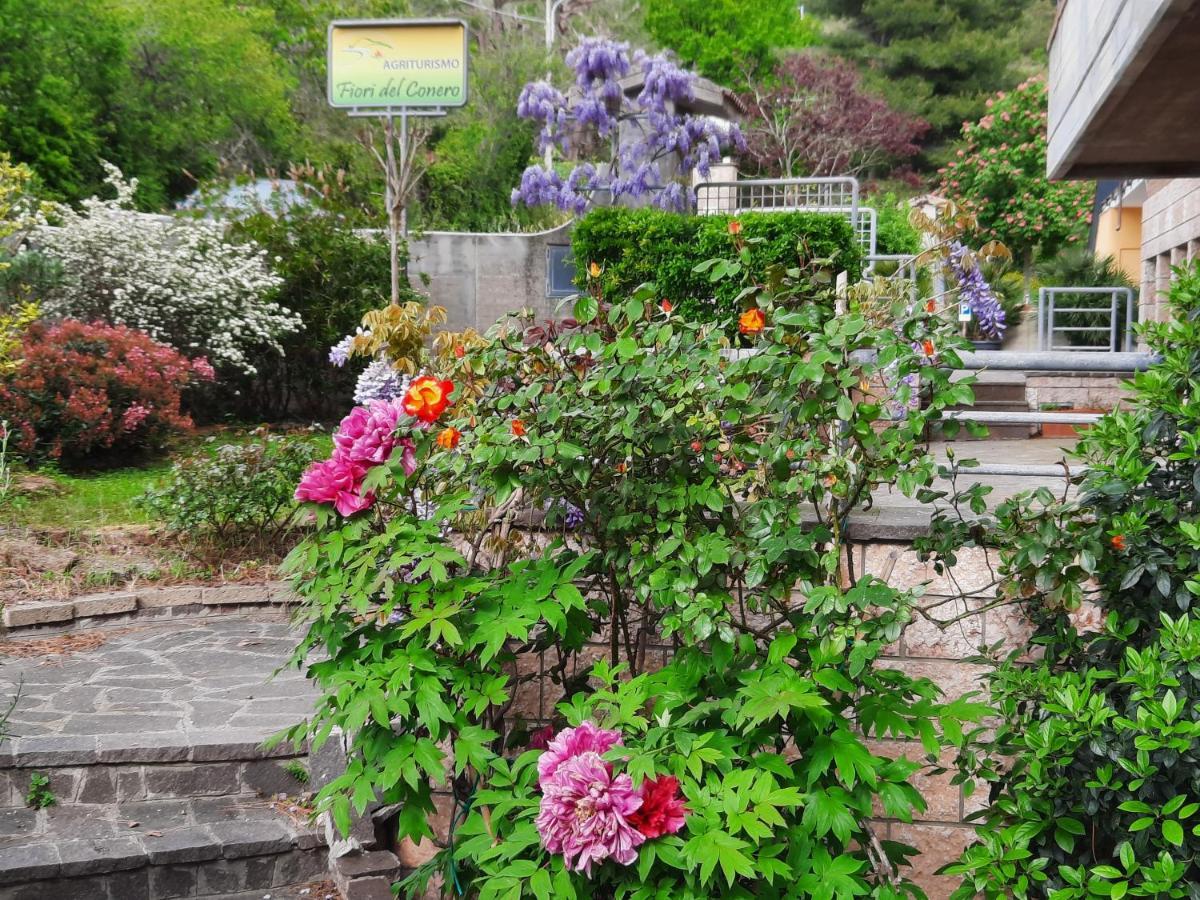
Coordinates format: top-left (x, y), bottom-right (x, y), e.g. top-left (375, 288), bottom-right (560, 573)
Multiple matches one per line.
top-left (1048, 0), bottom-right (1200, 180)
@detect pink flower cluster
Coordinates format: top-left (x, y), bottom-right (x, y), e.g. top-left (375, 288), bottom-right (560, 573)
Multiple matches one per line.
top-left (295, 398), bottom-right (416, 517)
top-left (535, 721), bottom-right (686, 876)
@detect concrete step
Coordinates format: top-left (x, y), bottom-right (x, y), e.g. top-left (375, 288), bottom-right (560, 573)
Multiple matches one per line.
top-left (969, 382), bottom-right (1029, 404)
top-left (0, 733), bottom-right (309, 809)
top-left (0, 797), bottom-right (326, 899)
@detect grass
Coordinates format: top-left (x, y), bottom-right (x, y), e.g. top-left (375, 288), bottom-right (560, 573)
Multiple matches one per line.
top-left (2, 428), bottom-right (332, 532)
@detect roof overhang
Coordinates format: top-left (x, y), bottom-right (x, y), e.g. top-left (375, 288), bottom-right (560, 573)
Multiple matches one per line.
top-left (1048, 0), bottom-right (1200, 180)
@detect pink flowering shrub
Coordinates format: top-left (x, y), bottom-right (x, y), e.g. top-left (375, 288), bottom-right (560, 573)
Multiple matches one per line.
top-left (0, 319), bottom-right (212, 464)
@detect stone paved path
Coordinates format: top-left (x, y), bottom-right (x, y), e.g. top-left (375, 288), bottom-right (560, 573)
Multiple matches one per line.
top-left (0, 616), bottom-right (317, 746)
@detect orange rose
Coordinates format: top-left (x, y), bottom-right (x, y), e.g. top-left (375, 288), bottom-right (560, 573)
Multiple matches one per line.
top-left (738, 308), bottom-right (766, 335)
top-left (588, 261), bottom-right (602, 279)
top-left (1111, 534), bottom-right (1127, 552)
top-left (728, 220), bottom-right (742, 236)
top-left (454, 345), bottom-right (465, 358)
top-left (436, 426), bottom-right (461, 450)
top-left (511, 419), bottom-right (526, 437)
top-left (925, 299), bottom-right (936, 313)
top-left (922, 339), bottom-right (936, 357)
top-left (661, 298), bottom-right (673, 313)
top-left (402, 376), bottom-right (454, 423)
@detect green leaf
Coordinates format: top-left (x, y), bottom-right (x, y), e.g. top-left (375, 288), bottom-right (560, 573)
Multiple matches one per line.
top-left (1163, 819), bottom-right (1184, 846)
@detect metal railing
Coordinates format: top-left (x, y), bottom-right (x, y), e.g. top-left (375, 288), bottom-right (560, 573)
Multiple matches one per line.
top-left (693, 176), bottom-right (876, 257)
top-left (1037, 286), bottom-right (1136, 352)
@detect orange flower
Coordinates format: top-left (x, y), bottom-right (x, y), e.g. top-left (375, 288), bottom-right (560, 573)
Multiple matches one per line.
top-left (925, 299), bottom-right (937, 313)
top-left (727, 220), bottom-right (742, 236)
top-left (661, 298), bottom-right (673, 313)
top-left (454, 345), bottom-right (465, 359)
top-left (436, 426), bottom-right (461, 450)
top-left (402, 376), bottom-right (454, 423)
top-left (738, 308), bottom-right (766, 335)
top-left (922, 339), bottom-right (936, 357)
top-left (588, 261), bottom-right (602, 279)
top-left (510, 419), bottom-right (526, 437)
top-left (1111, 534), bottom-right (1127, 552)
top-left (614, 462), bottom-right (628, 474)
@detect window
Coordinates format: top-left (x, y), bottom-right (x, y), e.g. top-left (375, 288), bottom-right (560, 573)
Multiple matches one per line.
top-left (546, 245), bottom-right (577, 298)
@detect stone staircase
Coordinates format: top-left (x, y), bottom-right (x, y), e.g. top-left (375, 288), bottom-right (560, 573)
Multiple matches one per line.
top-left (940, 372), bottom-right (1037, 440)
top-left (0, 616), bottom-right (330, 899)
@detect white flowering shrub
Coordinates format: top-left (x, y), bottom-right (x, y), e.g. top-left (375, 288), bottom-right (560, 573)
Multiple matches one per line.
top-left (34, 163), bottom-right (300, 374)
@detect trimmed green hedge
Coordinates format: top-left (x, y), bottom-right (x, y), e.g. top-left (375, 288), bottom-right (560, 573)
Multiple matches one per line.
top-left (570, 207), bottom-right (863, 322)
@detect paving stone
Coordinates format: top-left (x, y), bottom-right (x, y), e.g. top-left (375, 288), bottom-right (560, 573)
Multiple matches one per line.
top-left (11, 735), bottom-right (99, 767)
top-left (56, 837), bottom-right (145, 877)
top-left (72, 593), bottom-right (138, 619)
top-left (2, 876), bottom-right (107, 900)
top-left (332, 850), bottom-right (399, 881)
top-left (345, 876), bottom-right (395, 900)
top-left (196, 858), bottom-right (247, 894)
top-left (142, 825), bottom-right (220, 865)
top-left (240, 854), bottom-right (278, 890)
top-left (137, 586), bottom-right (203, 609)
top-left (0, 842), bottom-right (59, 884)
top-left (191, 797), bottom-right (279, 824)
top-left (2, 602), bottom-right (74, 628)
top-left (101, 866), bottom-right (151, 900)
top-left (77, 768), bottom-right (118, 804)
top-left (209, 820), bottom-right (294, 859)
top-left (273, 849), bottom-right (330, 885)
top-left (241, 759), bottom-right (306, 796)
top-left (0, 808), bottom-right (36, 839)
top-left (97, 735), bottom-right (190, 763)
top-left (148, 863), bottom-right (198, 899)
top-left (201, 585), bottom-right (271, 606)
top-left (145, 764), bottom-right (238, 799)
top-left (116, 769), bottom-right (146, 802)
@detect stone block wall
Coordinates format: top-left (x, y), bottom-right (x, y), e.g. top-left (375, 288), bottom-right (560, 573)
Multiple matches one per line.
top-left (1025, 371), bottom-right (1136, 411)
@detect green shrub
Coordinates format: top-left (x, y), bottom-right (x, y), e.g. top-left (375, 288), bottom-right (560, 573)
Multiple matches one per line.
top-left (867, 192), bottom-right (922, 257)
top-left (1035, 247), bottom-right (1136, 348)
top-left (942, 263), bottom-right (1200, 897)
top-left (570, 207), bottom-right (862, 324)
top-left (141, 432), bottom-right (321, 546)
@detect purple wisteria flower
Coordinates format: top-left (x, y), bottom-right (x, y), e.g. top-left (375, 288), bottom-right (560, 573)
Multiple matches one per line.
top-left (513, 37), bottom-right (739, 214)
top-left (328, 335), bottom-right (354, 367)
top-left (353, 359), bottom-right (410, 405)
top-left (947, 241), bottom-right (1006, 340)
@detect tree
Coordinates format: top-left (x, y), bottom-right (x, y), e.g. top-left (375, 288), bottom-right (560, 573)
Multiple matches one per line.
top-left (741, 52), bottom-right (927, 179)
top-left (939, 77), bottom-right (1092, 278)
top-left (512, 38), bottom-right (744, 214)
top-left (809, 0), bottom-right (1042, 149)
top-left (643, 0), bottom-right (817, 89)
top-left (0, 0), bottom-right (127, 201)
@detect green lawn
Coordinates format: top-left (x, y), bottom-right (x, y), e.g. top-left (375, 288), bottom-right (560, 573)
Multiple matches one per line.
top-left (2, 430), bottom-right (332, 531)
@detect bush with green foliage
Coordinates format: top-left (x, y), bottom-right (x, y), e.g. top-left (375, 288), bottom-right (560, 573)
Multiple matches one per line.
top-left (940, 263), bottom-right (1200, 898)
top-left (1035, 247), bottom-right (1137, 349)
top-left (279, 213), bottom-right (1004, 896)
top-left (141, 432), bottom-right (319, 546)
top-left (570, 208), bottom-right (862, 324)
top-left (867, 193), bottom-right (922, 257)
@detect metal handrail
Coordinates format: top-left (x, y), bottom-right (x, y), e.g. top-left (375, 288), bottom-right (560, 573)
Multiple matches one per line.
top-left (1037, 286), bottom-right (1136, 352)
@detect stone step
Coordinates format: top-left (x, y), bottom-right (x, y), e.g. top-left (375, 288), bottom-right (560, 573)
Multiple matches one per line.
top-left (969, 381), bottom-right (1028, 404)
top-left (0, 796), bottom-right (326, 899)
top-left (0, 733), bottom-right (309, 809)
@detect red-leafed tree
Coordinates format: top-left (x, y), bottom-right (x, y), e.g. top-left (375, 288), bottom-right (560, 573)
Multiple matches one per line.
top-left (740, 53), bottom-right (928, 178)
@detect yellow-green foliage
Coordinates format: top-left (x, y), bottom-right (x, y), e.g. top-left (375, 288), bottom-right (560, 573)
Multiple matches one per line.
top-left (0, 155), bottom-right (43, 263)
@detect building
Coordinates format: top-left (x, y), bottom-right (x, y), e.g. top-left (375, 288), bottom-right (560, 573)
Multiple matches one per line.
top-left (1048, 0), bottom-right (1200, 326)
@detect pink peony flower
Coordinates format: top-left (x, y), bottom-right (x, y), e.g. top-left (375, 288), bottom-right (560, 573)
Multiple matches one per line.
top-left (294, 456), bottom-right (374, 516)
top-left (536, 751), bottom-right (644, 875)
top-left (629, 775), bottom-right (687, 839)
top-left (537, 720), bottom-right (623, 783)
top-left (334, 399), bottom-right (401, 465)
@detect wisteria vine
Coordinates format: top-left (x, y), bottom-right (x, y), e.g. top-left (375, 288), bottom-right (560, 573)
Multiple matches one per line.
top-left (512, 37), bottom-right (745, 213)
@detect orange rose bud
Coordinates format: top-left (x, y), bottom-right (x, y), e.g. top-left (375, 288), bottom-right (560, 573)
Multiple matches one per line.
top-left (738, 308), bottom-right (766, 335)
top-left (922, 339), bottom-right (936, 357)
top-left (436, 426), bottom-right (461, 450)
top-left (588, 261), bottom-right (602, 279)
top-left (661, 298), bottom-right (673, 313)
top-left (454, 345), bottom-right (465, 358)
top-left (728, 220), bottom-right (742, 235)
top-left (510, 419), bottom-right (526, 437)
top-left (1111, 534), bottom-right (1127, 551)
top-left (402, 376), bottom-right (454, 423)
top-left (925, 299), bottom-right (937, 313)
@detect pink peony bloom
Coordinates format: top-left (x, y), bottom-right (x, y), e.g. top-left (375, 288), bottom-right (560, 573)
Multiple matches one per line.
top-left (629, 775), bottom-right (687, 839)
top-left (334, 399), bottom-right (403, 465)
top-left (536, 751), bottom-right (644, 875)
top-left (537, 720), bottom-right (623, 783)
top-left (294, 456), bottom-right (374, 516)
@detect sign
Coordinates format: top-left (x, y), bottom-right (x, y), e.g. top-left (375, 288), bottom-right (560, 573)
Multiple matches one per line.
top-left (958, 302), bottom-right (973, 322)
top-left (327, 19), bottom-right (468, 110)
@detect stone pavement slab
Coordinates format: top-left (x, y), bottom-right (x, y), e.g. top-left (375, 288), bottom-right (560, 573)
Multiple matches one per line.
top-left (0, 618), bottom-right (317, 755)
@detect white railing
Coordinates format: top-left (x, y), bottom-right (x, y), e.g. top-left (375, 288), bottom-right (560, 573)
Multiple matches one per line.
top-left (693, 177), bottom-right (876, 258)
top-left (1037, 286), bottom-right (1136, 352)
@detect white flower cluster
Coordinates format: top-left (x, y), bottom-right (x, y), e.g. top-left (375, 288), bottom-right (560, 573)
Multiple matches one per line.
top-left (34, 163), bottom-right (301, 374)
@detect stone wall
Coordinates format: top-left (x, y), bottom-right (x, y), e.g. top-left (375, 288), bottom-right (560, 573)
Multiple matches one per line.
top-left (1140, 178), bottom-right (1200, 327)
top-left (406, 224), bottom-right (573, 333)
top-left (1025, 371), bottom-right (1136, 411)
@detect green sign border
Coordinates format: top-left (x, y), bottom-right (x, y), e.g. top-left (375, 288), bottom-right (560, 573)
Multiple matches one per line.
top-left (326, 18), bottom-right (470, 111)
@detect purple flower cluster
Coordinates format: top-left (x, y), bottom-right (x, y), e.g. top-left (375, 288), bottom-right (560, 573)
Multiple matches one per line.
top-left (513, 37), bottom-right (740, 214)
top-left (561, 500), bottom-right (585, 530)
top-left (947, 242), bottom-right (1006, 340)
